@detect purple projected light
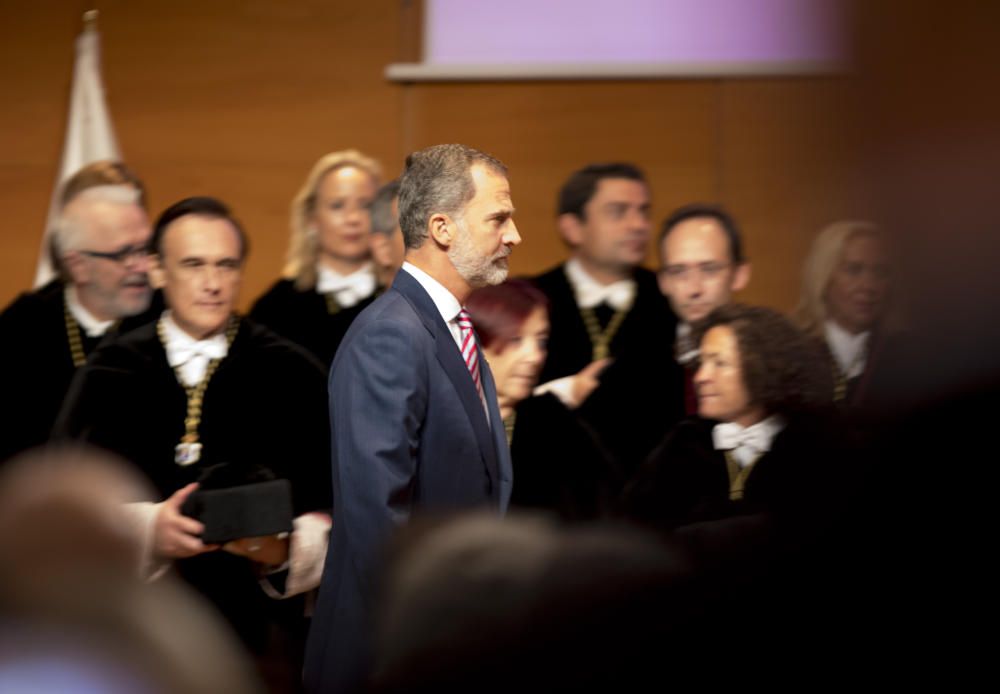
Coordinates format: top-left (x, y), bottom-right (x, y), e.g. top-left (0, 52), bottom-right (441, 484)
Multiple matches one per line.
top-left (425, 0), bottom-right (844, 65)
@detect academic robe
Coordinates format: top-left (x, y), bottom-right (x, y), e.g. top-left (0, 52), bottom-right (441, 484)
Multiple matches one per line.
top-left (621, 415), bottom-right (850, 534)
top-left (530, 264), bottom-right (685, 479)
top-left (55, 316), bottom-right (332, 654)
top-left (508, 393), bottom-right (620, 522)
top-left (249, 278), bottom-right (379, 370)
top-left (0, 279), bottom-right (160, 464)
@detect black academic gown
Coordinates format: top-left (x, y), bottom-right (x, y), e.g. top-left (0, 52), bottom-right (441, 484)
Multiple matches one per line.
top-left (249, 278), bottom-right (379, 370)
top-left (55, 316), bottom-right (332, 657)
top-left (508, 393), bottom-right (620, 522)
top-left (621, 415), bottom-right (850, 534)
top-left (0, 279), bottom-right (160, 464)
top-left (530, 265), bottom-right (685, 480)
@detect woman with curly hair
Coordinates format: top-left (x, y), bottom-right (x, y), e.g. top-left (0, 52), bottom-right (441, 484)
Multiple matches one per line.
top-left (250, 149), bottom-right (383, 367)
top-left (622, 304), bottom-right (841, 532)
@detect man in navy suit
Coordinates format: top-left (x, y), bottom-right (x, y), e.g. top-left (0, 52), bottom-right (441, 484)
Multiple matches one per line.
top-left (303, 144), bottom-right (521, 693)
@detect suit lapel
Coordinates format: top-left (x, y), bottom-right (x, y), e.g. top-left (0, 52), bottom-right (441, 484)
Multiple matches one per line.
top-left (392, 271), bottom-right (502, 499)
top-left (480, 354), bottom-right (512, 511)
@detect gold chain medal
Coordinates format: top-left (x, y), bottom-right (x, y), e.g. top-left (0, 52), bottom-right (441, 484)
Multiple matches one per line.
top-left (580, 305), bottom-right (630, 362)
top-left (64, 295), bottom-right (119, 368)
top-left (157, 315), bottom-right (239, 466)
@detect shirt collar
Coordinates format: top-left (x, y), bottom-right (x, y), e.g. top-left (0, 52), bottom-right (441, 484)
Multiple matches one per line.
top-left (564, 258), bottom-right (636, 310)
top-left (315, 262), bottom-right (377, 307)
top-left (401, 262), bottom-right (464, 325)
top-left (160, 311), bottom-right (229, 360)
top-left (65, 285), bottom-right (115, 338)
top-left (824, 319), bottom-right (870, 378)
top-left (712, 414), bottom-right (787, 467)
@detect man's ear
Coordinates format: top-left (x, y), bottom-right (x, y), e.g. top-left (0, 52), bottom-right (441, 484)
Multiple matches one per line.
top-left (731, 262), bottom-right (751, 292)
top-left (370, 233), bottom-right (391, 269)
top-left (427, 213), bottom-right (454, 249)
top-left (62, 251), bottom-right (88, 285)
top-left (557, 213), bottom-right (583, 248)
top-left (657, 268), bottom-right (671, 297)
top-left (148, 254), bottom-right (166, 289)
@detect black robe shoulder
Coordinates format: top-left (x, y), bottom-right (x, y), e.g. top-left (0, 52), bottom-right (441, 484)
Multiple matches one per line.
top-left (508, 393), bottom-right (621, 522)
top-left (0, 280), bottom-right (160, 463)
top-left (55, 316), bottom-right (331, 514)
top-left (621, 414), bottom-right (851, 533)
top-left (249, 277), bottom-right (379, 369)
top-left (53, 316), bottom-right (332, 653)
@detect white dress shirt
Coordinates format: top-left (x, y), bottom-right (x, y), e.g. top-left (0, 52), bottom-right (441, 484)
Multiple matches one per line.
top-left (564, 257), bottom-right (636, 310)
top-left (401, 263), bottom-right (489, 422)
top-left (159, 312), bottom-right (230, 387)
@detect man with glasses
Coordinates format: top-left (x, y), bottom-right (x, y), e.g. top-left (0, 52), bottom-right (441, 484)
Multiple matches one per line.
top-left (0, 176), bottom-right (158, 463)
top-left (657, 203), bottom-right (751, 413)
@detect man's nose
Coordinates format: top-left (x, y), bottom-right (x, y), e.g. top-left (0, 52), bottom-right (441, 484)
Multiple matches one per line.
top-left (503, 221), bottom-right (521, 246)
top-left (526, 340), bottom-right (545, 365)
top-left (694, 361), bottom-right (710, 384)
top-left (627, 207), bottom-right (651, 233)
top-left (202, 266), bottom-right (224, 292)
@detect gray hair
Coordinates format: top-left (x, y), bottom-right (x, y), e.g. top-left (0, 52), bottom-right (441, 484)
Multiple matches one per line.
top-left (53, 185), bottom-right (142, 257)
top-left (398, 144), bottom-right (507, 249)
top-left (371, 179), bottom-right (401, 236)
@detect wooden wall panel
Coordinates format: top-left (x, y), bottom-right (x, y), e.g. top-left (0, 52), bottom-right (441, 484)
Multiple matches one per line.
top-left (717, 77), bottom-right (859, 311)
top-left (0, 0), bottom-right (403, 309)
top-left (401, 80), bottom-right (719, 277)
top-left (1, 1), bottom-right (855, 317)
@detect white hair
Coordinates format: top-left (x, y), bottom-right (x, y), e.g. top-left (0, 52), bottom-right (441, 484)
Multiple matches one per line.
top-left (53, 185), bottom-right (142, 256)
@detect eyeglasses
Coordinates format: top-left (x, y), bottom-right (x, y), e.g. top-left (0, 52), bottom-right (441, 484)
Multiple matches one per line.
top-left (79, 245), bottom-right (151, 264)
top-left (661, 262), bottom-right (731, 280)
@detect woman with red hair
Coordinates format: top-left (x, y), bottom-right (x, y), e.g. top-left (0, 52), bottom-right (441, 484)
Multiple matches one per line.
top-left (467, 280), bottom-right (616, 521)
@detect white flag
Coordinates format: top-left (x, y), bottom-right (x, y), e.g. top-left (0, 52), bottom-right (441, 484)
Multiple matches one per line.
top-left (35, 15), bottom-right (122, 287)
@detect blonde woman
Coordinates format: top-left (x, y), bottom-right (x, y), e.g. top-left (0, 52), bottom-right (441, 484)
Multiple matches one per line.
top-left (251, 150), bottom-right (383, 367)
top-left (794, 221), bottom-right (895, 405)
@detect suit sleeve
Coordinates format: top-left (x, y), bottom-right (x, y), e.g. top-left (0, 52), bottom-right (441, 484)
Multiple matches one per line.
top-left (331, 316), bottom-right (428, 591)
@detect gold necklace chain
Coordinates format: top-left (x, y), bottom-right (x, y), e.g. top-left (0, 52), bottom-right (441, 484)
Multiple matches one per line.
top-left (324, 292), bottom-right (342, 315)
top-left (724, 450), bottom-right (761, 501)
top-left (579, 305), bottom-right (630, 361)
top-left (157, 315), bottom-right (239, 465)
top-left (63, 295), bottom-right (119, 368)
top-left (831, 346), bottom-right (867, 403)
top-left (503, 411), bottom-right (517, 448)
top-left (63, 298), bottom-right (87, 368)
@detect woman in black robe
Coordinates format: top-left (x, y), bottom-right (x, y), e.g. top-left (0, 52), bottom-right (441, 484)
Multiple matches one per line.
top-left (250, 150), bottom-right (384, 368)
top-left (467, 280), bottom-right (618, 522)
top-left (622, 304), bottom-right (844, 533)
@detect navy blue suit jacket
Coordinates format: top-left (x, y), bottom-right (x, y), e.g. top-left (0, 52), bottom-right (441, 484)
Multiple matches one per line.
top-left (303, 268), bottom-right (512, 693)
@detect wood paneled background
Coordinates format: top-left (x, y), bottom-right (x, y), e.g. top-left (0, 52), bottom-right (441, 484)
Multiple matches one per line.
top-left (0, 0), bottom-right (861, 311)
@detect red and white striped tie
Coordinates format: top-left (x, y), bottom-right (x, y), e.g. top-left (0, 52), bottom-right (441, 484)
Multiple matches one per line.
top-left (456, 308), bottom-right (483, 399)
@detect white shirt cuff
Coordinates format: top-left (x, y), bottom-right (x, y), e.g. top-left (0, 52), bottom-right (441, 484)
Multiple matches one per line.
top-left (260, 512), bottom-right (331, 599)
top-left (121, 501), bottom-right (171, 583)
top-left (533, 376), bottom-right (579, 408)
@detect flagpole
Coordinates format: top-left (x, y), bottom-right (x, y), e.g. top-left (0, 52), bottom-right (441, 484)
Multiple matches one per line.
top-left (34, 6), bottom-right (122, 287)
top-left (83, 9), bottom-right (98, 32)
